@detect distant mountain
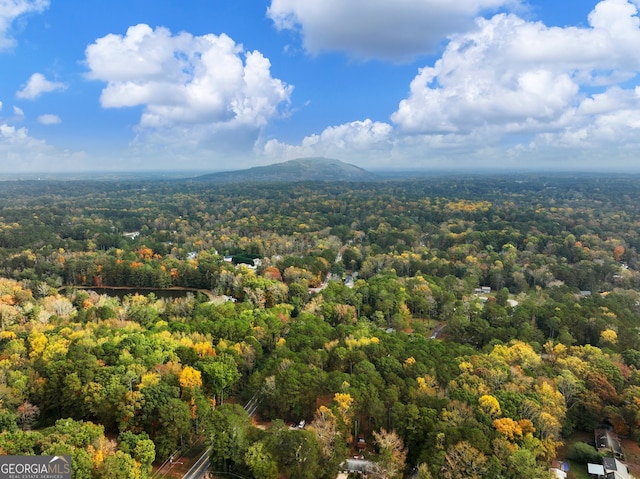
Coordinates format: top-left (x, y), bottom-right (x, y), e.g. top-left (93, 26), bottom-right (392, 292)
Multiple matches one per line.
top-left (192, 158), bottom-right (377, 183)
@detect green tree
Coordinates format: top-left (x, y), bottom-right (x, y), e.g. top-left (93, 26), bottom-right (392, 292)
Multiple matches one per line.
top-left (95, 450), bottom-right (139, 479)
top-left (266, 425), bottom-right (324, 479)
top-left (208, 403), bottom-right (252, 473)
top-left (245, 441), bottom-right (278, 479)
top-left (156, 397), bottom-right (192, 460)
top-left (118, 431), bottom-right (156, 477)
top-left (199, 354), bottom-right (241, 404)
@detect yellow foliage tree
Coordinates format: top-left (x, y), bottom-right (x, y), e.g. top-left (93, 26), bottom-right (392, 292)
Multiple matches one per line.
top-left (493, 417), bottom-right (523, 441)
top-left (345, 335), bottom-right (380, 349)
top-left (535, 381), bottom-right (566, 420)
top-left (600, 329), bottom-right (618, 345)
top-left (194, 341), bottom-right (216, 358)
top-left (518, 418), bottom-right (535, 436)
top-left (179, 366), bottom-right (202, 390)
top-left (491, 341), bottom-right (542, 371)
top-left (42, 337), bottom-right (70, 362)
top-left (333, 392), bottom-right (354, 427)
top-left (478, 395), bottom-right (501, 418)
top-left (404, 356), bottom-right (416, 369)
top-left (28, 332), bottom-right (47, 359)
top-left (0, 331), bottom-right (17, 341)
top-left (536, 412), bottom-right (562, 440)
top-left (417, 375), bottom-right (439, 396)
top-left (139, 372), bottom-right (160, 389)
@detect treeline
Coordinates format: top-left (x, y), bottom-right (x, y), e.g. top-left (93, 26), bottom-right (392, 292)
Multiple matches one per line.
top-left (1, 175), bottom-right (639, 294)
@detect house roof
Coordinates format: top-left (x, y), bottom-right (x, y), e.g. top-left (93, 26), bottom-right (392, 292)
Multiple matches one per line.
top-left (603, 457), bottom-right (617, 471)
top-left (602, 458), bottom-right (631, 479)
top-left (549, 468), bottom-right (567, 479)
top-left (596, 429), bottom-right (624, 456)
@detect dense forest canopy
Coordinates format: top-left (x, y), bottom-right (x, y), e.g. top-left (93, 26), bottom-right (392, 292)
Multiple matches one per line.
top-left (1, 173), bottom-right (640, 478)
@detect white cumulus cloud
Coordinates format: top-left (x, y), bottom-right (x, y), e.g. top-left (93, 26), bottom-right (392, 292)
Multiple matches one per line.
top-left (0, 0), bottom-right (49, 50)
top-left (0, 101), bottom-right (86, 171)
top-left (392, 1), bottom-right (640, 135)
top-left (17, 73), bottom-right (67, 99)
top-left (533, 86), bottom-right (640, 148)
top-left (263, 119), bottom-right (395, 166)
top-left (38, 113), bottom-right (60, 125)
top-left (0, 121), bottom-right (88, 172)
top-left (266, 0), bottom-right (640, 170)
top-left (85, 24), bottom-right (293, 165)
top-left (85, 24), bottom-right (292, 128)
top-left (267, 0), bottom-right (517, 61)
top-left (386, 0), bottom-right (640, 165)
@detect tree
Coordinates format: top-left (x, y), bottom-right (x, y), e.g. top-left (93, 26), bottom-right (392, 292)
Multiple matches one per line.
top-left (479, 395), bottom-right (501, 418)
top-left (372, 429), bottom-right (406, 479)
top-left (493, 417), bottom-right (526, 442)
top-left (600, 329), bottom-right (618, 346)
top-left (613, 245), bottom-right (625, 261)
top-left (310, 406), bottom-right (340, 458)
top-left (208, 403), bottom-right (252, 473)
top-left (505, 447), bottom-right (551, 479)
top-left (568, 441), bottom-right (601, 464)
top-left (267, 427), bottom-right (324, 479)
top-left (156, 397), bottom-right (192, 460)
top-left (68, 449), bottom-right (94, 479)
top-left (416, 463), bottom-right (434, 479)
top-left (179, 366), bottom-right (203, 390)
top-left (16, 401), bottom-right (39, 430)
top-left (0, 409), bottom-right (18, 433)
top-left (133, 438), bottom-right (156, 477)
top-left (48, 418), bottom-right (105, 449)
top-left (342, 248), bottom-right (362, 271)
top-left (245, 441), bottom-right (278, 479)
top-left (118, 431), bottom-right (155, 477)
top-left (441, 441), bottom-right (487, 479)
top-left (95, 450), bottom-right (139, 479)
top-left (199, 354), bottom-right (240, 404)
top-left (333, 392), bottom-right (354, 429)
top-left (39, 443), bottom-right (93, 479)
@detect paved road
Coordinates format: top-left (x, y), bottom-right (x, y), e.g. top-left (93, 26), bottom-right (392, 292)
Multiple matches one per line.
top-left (151, 448), bottom-right (182, 479)
top-left (182, 447), bottom-right (212, 479)
top-left (182, 392), bottom-right (261, 478)
top-left (430, 323), bottom-right (446, 339)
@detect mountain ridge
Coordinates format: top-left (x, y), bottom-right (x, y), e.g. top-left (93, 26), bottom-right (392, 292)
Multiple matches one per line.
top-left (192, 157), bottom-right (377, 183)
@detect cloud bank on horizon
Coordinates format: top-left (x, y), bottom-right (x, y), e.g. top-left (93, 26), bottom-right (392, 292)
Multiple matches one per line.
top-left (1, 0), bottom-right (640, 172)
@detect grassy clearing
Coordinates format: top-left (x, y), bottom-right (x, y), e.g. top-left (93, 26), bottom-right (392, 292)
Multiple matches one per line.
top-left (564, 459), bottom-right (591, 479)
top-left (557, 431), bottom-right (596, 479)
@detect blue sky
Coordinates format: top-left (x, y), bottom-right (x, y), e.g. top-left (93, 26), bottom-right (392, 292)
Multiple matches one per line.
top-left (1, 0), bottom-right (640, 172)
